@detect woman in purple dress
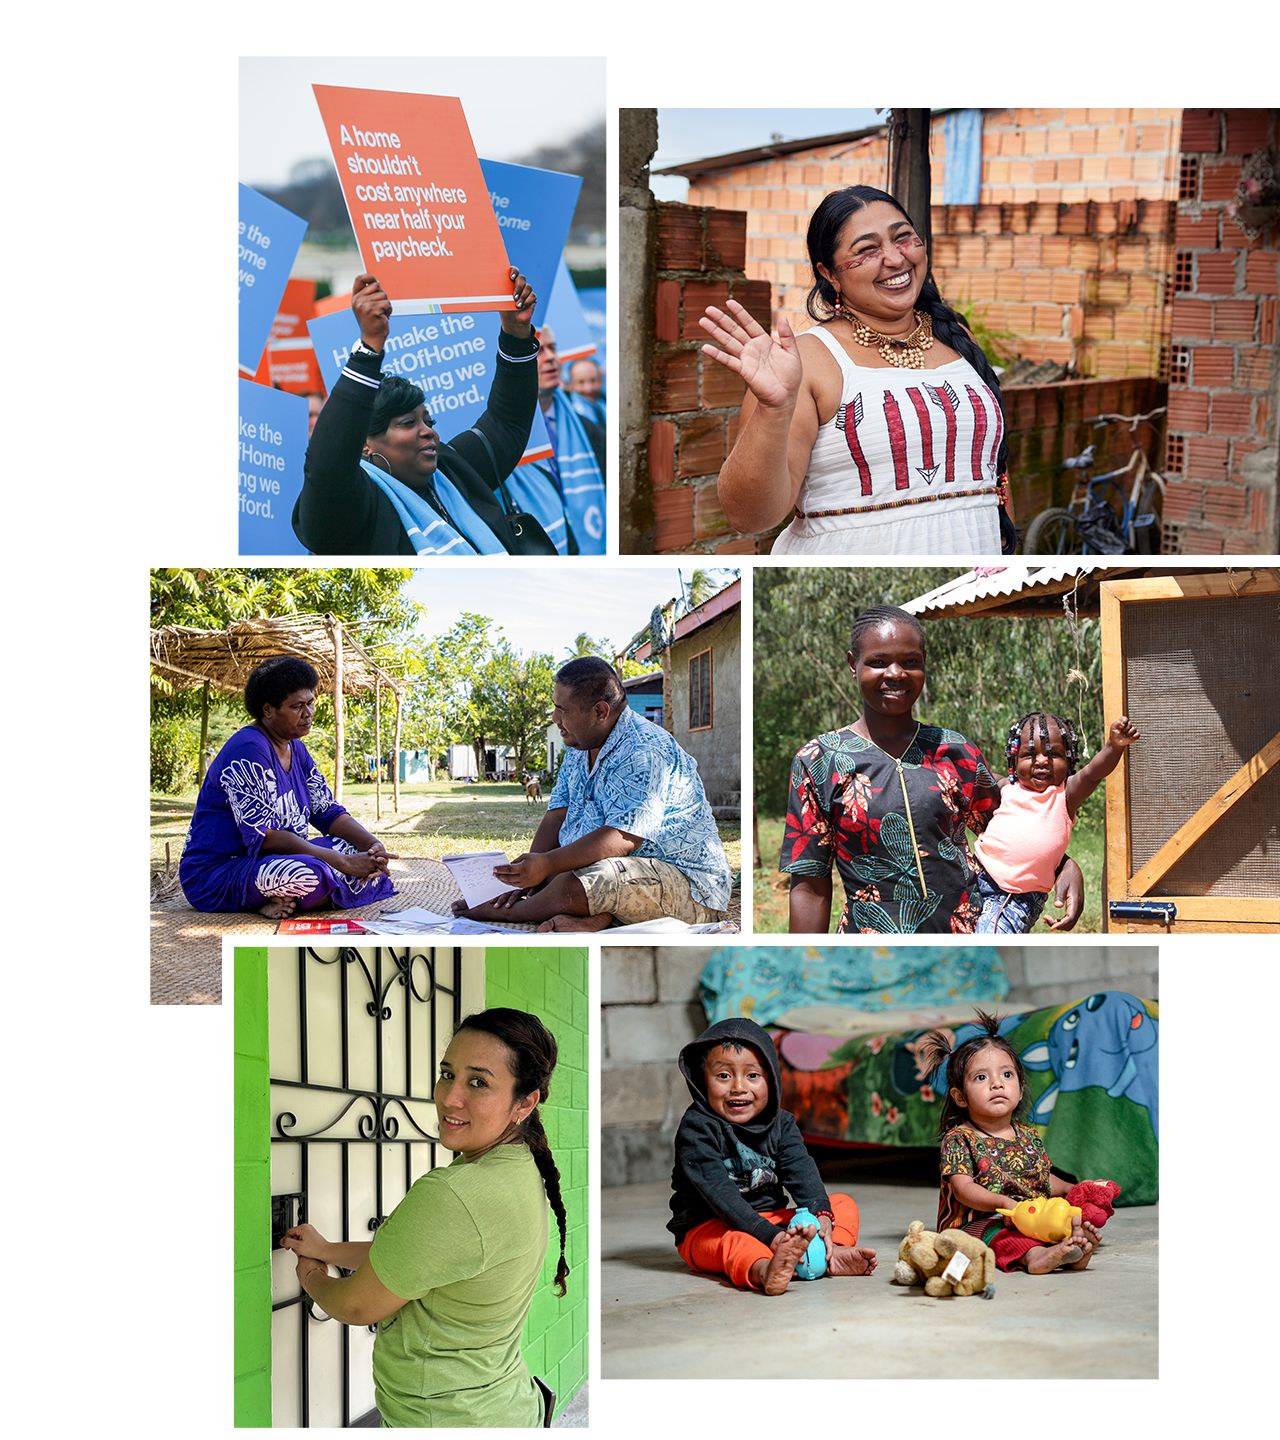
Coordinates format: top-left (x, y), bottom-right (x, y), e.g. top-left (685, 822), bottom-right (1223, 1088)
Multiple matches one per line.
top-left (179, 656), bottom-right (397, 918)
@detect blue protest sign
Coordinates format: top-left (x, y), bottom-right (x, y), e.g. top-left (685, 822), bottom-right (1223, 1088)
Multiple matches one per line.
top-left (238, 379), bottom-right (308, 555)
top-left (307, 308), bottom-right (553, 465)
top-left (577, 286), bottom-right (606, 375)
top-left (238, 184), bottom-right (308, 374)
top-left (478, 159), bottom-right (582, 327)
top-left (545, 257), bottom-right (596, 362)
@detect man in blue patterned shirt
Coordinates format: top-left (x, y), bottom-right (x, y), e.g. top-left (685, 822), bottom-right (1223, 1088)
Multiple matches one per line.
top-left (452, 658), bottom-right (732, 931)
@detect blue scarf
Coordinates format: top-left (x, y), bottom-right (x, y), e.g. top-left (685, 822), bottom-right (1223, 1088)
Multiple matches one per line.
top-left (357, 459), bottom-right (506, 555)
top-left (502, 464), bottom-right (570, 555)
top-left (551, 390), bottom-right (606, 554)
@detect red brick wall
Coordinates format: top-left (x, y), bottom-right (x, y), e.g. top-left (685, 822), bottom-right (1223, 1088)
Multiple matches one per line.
top-left (1163, 109), bottom-right (1279, 553)
top-left (643, 206), bottom-right (1168, 551)
top-left (684, 108), bottom-right (1182, 364)
top-left (649, 202), bottom-right (776, 553)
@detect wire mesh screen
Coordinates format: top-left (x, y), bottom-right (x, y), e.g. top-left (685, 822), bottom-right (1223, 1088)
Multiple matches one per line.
top-left (1123, 593), bottom-right (1280, 898)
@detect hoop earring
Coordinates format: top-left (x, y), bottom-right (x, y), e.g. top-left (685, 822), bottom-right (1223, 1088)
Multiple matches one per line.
top-left (364, 448), bottom-right (391, 473)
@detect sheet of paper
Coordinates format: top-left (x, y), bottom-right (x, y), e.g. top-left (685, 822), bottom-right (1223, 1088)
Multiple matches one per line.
top-left (441, 852), bottom-right (515, 907)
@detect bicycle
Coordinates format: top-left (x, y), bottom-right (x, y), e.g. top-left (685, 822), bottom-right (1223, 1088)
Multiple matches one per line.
top-left (1022, 408), bottom-right (1168, 555)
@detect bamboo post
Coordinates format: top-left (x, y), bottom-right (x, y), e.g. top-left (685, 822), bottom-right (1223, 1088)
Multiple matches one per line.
top-left (374, 676), bottom-right (383, 823)
top-left (197, 680), bottom-right (210, 782)
top-left (329, 616), bottom-right (345, 805)
top-left (393, 690), bottom-right (403, 814)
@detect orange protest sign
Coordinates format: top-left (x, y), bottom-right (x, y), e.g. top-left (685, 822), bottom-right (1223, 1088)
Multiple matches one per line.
top-left (267, 278), bottom-right (324, 394)
top-left (312, 85), bottom-right (515, 315)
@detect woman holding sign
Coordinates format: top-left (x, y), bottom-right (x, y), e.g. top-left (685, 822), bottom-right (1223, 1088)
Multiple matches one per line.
top-left (294, 269), bottom-right (557, 556)
top-left (282, 1008), bottom-right (570, 1427)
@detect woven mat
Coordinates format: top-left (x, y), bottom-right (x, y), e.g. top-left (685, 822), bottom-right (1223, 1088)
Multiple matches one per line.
top-left (149, 858), bottom-right (536, 1006)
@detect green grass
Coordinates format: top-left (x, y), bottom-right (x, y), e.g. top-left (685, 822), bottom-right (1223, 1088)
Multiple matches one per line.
top-left (753, 803), bottom-right (1104, 935)
top-left (152, 779), bottom-right (742, 879)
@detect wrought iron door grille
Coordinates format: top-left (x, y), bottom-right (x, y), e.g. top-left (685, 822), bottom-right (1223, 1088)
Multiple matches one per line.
top-left (270, 945), bottom-right (463, 1428)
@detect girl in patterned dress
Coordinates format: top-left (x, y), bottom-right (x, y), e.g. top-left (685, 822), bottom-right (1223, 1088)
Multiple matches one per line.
top-left (918, 1012), bottom-right (1115, 1274)
top-left (780, 606), bottom-right (1084, 934)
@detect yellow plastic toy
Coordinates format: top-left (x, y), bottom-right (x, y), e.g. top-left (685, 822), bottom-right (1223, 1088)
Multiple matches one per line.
top-left (995, 1196), bottom-right (1082, 1244)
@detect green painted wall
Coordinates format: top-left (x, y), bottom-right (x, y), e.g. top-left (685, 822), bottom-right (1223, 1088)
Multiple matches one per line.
top-left (234, 948), bottom-right (272, 1427)
top-left (485, 947), bottom-right (589, 1417)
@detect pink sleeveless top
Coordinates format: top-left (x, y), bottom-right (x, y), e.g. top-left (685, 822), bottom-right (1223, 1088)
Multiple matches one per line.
top-left (973, 781), bottom-right (1073, 894)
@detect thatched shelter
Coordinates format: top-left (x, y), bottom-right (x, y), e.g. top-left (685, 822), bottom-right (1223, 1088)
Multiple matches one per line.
top-left (150, 613), bottom-right (407, 811)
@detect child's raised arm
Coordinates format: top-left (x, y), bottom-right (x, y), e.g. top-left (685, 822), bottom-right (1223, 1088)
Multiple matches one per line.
top-left (1065, 716), bottom-right (1140, 819)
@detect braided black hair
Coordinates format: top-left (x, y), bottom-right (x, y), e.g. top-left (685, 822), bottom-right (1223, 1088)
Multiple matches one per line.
top-left (915, 1009), bottom-right (1029, 1137)
top-left (805, 186), bottom-right (1012, 512)
top-left (848, 604), bottom-right (926, 662)
top-left (1005, 710), bottom-right (1080, 780)
top-left (456, 1008), bottom-right (570, 1297)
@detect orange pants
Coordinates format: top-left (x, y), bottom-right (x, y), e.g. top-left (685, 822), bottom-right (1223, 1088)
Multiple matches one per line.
top-left (677, 1192), bottom-right (861, 1291)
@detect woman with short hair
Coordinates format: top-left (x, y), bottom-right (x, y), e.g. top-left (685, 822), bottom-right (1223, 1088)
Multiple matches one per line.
top-left (178, 654), bottom-right (395, 917)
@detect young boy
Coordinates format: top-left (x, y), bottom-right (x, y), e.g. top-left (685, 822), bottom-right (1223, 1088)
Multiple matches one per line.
top-left (668, 1017), bottom-right (878, 1295)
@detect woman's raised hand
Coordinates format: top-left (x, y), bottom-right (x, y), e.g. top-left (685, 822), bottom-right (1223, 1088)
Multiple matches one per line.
top-left (352, 273), bottom-right (392, 351)
top-left (282, 1223), bottom-right (330, 1261)
top-left (700, 298), bottom-right (803, 411)
top-left (499, 268), bottom-right (536, 339)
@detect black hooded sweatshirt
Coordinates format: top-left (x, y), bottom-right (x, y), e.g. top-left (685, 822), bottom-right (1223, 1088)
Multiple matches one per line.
top-left (668, 1017), bottom-right (831, 1247)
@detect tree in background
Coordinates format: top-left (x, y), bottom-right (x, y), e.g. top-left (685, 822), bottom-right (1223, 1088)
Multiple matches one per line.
top-left (753, 567), bottom-right (1101, 814)
top-left (150, 568), bottom-right (420, 791)
top-left (468, 644), bottom-right (557, 776)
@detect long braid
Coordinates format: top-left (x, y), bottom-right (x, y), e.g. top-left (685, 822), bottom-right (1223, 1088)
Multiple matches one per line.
top-left (522, 1109), bottom-right (570, 1296)
top-left (456, 1007), bottom-right (571, 1298)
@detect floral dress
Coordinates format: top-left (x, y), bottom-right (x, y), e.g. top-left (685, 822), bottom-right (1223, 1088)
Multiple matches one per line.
top-left (780, 724), bottom-right (998, 933)
top-left (937, 1121), bottom-right (1052, 1233)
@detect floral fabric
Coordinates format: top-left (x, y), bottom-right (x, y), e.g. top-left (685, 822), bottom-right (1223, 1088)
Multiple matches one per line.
top-left (937, 1121), bottom-right (1052, 1231)
top-left (780, 724), bottom-right (999, 933)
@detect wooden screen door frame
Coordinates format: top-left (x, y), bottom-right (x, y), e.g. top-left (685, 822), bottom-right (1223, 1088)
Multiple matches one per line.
top-left (1100, 569), bottom-right (1280, 933)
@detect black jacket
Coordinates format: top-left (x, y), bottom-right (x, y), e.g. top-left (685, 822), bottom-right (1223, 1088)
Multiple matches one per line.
top-left (293, 331), bottom-right (551, 556)
top-left (668, 1017), bottom-right (830, 1246)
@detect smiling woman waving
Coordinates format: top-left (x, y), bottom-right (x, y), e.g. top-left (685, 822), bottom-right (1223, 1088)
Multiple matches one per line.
top-left (780, 606), bottom-right (1082, 935)
top-left (701, 186), bottom-right (1016, 554)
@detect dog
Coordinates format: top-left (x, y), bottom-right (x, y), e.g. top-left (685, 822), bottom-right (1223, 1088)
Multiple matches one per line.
top-left (524, 774), bottom-right (542, 804)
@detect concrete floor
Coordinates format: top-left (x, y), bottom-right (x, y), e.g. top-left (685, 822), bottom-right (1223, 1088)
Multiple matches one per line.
top-left (603, 1179), bottom-right (1158, 1379)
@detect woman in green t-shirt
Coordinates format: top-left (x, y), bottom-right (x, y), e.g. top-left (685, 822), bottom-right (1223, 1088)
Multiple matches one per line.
top-left (282, 1009), bottom-right (570, 1427)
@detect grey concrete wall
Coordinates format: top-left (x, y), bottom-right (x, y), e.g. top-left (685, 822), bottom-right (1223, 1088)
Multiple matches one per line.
top-left (618, 108), bottom-right (658, 552)
top-left (600, 945), bottom-right (1159, 1187)
top-left (668, 610), bottom-right (740, 808)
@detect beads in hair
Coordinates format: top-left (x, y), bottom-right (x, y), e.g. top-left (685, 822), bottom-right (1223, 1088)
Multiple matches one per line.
top-left (1005, 710), bottom-right (1079, 780)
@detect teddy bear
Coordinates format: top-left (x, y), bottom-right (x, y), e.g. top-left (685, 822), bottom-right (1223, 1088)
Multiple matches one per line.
top-left (892, 1220), bottom-right (996, 1298)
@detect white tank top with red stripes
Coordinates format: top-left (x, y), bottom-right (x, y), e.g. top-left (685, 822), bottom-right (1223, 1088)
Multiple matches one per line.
top-left (772, 324), bottom-right (1003, 555)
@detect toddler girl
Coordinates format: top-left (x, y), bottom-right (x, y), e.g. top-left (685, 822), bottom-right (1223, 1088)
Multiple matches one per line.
top-left (919, 1013), bottom-right (1117, 1274)
top-left (971, 710), bottom-right (1139, 932)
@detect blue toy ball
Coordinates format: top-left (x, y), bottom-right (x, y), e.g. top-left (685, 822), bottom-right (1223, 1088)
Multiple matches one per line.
top-left (790, 1207), bottom-right (828, 1280)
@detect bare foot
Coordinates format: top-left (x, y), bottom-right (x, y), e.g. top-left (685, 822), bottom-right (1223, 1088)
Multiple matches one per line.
top-left (1069, 1221), bottom-right (1100, 1271)
top-left (259, 897), bottom-right (297, 920)
top-left (1026, 1238), bottom-right (1085, 1274)
top-left (536, 912), bottom-right (613, 933)
top-left (827, 1244), bottom-right (878, 1277)
top-left (755, 1228), bottom-right (814, 1295)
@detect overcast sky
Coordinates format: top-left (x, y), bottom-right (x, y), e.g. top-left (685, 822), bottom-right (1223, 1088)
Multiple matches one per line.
top-left (241, 58), bottom-right (605, 188)
top-left (405, 567), bottom-right (739, 658)
top-left (652, 108), bottom-right (883, 200)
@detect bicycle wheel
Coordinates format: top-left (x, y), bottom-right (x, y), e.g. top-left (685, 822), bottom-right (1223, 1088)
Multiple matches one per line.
top-left (1133, 479), bottom-right (1163, 554)
top-left (1023, 507), bottom-right (1081, 555)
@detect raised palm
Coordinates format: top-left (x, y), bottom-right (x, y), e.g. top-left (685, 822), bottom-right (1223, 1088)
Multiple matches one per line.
top-left (700, 298), bottom-right (802, 410)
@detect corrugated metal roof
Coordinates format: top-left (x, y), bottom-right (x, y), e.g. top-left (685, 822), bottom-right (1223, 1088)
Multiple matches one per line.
top-left (903, 564), bottom-right (1140, 618)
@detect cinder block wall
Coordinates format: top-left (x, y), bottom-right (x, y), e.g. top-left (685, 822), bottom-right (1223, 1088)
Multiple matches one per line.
top-left (1165, 108), bottom-right (1279, 554)
top-left (486, 947), bottom-right (589, 1417)
top-left (601, 945), bottom-right (1158, 1187)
